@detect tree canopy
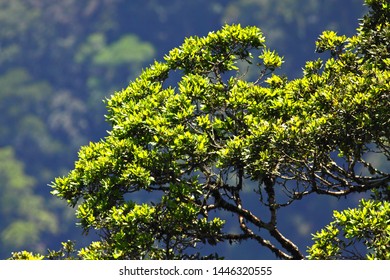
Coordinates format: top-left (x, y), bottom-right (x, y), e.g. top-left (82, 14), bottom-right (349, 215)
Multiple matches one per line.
top-left (7, 0), bottom-right (389, 260)
top-left (0, 0), bottom-right (366, 258)
top-left (23, 0), bottom-right (388, 260)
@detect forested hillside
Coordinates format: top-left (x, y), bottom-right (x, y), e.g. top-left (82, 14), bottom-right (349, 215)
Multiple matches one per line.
top-left (0, 0), bottom-right (366, 259)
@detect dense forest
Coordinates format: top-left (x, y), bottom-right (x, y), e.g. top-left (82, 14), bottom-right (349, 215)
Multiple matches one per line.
top-left (0, 0), bottom-right (369, 259)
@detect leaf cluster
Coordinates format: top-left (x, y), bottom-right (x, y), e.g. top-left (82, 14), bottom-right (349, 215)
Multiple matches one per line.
top-left (308, 199), bottom-right (390, 259)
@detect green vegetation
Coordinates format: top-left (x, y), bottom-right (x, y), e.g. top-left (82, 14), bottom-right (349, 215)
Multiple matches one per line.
top-left (9, 0), bottom-right (388, 260)
top-left (2, 0), bottom-right (388, 260)
top-left (309, 199), bottom-right (390, 259)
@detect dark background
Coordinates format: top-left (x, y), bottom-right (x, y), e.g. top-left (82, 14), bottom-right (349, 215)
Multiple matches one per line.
top-left (0, 0), bottom-right (368, 259)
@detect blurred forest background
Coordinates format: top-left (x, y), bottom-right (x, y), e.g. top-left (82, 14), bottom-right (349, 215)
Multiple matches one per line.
top-left (0, 0), bottom-right (368, 259)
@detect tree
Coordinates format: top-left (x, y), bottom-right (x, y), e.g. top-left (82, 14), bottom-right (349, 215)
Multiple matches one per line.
top-left (12, 0), bottom-right (389, 260)
top-left (308, 199), bottom-right (390, 259)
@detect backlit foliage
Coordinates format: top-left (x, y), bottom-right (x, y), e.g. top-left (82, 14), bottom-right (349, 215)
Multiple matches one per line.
top-left (23, 0), bottom-right (390, 259)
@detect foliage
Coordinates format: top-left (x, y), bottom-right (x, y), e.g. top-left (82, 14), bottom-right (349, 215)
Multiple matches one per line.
top-left (8, 251), bottom-right (44, 260)
top-left (308, 0), bottom-right (390, 259)
top-left (44, 0), bottom-right (390, 260)
top-left (9, 240), bottom-right (77, 260)
top-left (1, 0), bottom-right (383, 260)
top-left (308, 199), bottom-right (390, 259)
